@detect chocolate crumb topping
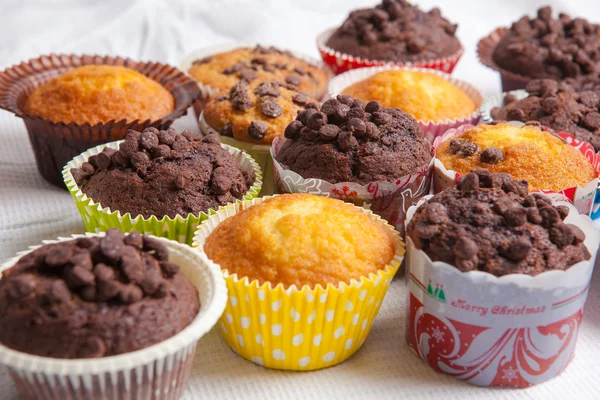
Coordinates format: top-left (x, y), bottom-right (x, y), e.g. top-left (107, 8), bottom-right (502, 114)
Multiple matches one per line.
top-left (407, 170), bottom-right (591, 276)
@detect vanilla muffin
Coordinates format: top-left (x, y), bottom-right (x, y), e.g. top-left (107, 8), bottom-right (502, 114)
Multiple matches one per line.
top-left (341, 70), bottom-right (476, 122)
top-left (189, 45), bottom-right (329, 99)
top-left (24, 65), bottom-right (175, 125)
top-left (203, 194), bottom-right (396, 289)
top-left (436, 122), bottom-right (597, 191)
top-left (203, 80), bottom-right (317, 144)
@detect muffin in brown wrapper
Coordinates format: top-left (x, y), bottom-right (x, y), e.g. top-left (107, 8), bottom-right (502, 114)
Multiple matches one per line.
top-left (0, 54), bottom-right (201, 188)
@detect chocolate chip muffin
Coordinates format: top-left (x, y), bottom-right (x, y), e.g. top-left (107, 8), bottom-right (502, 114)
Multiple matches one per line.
top-left (491, 79), bottom-right (600, 151)
top-left (188, 45), bottom-right (329, 99)
top-left (203, 80), bottom-right (317, 144)
top-left (70, 128), bottom-right (255, 219)
top-left (275, 95), bottom-right (432, 184)
top-left (407, 170), bottom-right (591, 276)
top-left (0, 230), bottom-right (199, 358)
top-left (436, 122), bottom-right (597, 192)
top-left (326, 0), bottom-right (461, 63)
top-left (492, 6), bottom-right (600, 89)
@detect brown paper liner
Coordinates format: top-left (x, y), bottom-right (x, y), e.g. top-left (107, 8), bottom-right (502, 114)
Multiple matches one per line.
top-left (477, 28), bottom-right (532, 92)
top-left (0, 54), bottom-right (201, 188)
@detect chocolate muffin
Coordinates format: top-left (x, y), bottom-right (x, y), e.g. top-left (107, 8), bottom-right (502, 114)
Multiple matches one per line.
top-left (407, 170), bottom-right (591, 276)
top-left (0, 230), bottom-right (199, 358)
top-left (203, 80), bottom-right (317, 144)
top-left (326, 0), bottom-right (461, 63)
top-left (492, 6), bottom-right (600, 89)
top-left (491, 79), bottom-right (600, 151)
top-left (275, 95), bottom-right (432, 184)
top-left (70, 128), bottom-right (255, 219)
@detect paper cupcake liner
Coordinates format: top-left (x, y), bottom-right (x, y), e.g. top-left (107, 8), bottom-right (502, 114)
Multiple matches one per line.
top-left (477, 28), bottom-right (533, 92)
top-left (404, 196), bottom-right (600, 387)
top-left (192, 195), bottom-right (403, 371)
top-left (0, 232), bottom-right (227, 399)
top-left (199, 112), bottom-right (275, 196)
top-left (432, 124), bottom-right (600, 216)
top-left (479, 89), bottom-right (529, 123)
top-left (62, 140), bottom-right (263, 245)
top-left (270, 136), bottom-right (434, 236)
top-left (0, 54), bottom-right (201, 188)
top-left (317, 28), bottom-right (464, 76)
top-left (179, 43), bottom-right (334, 117)
top-left (327, 65), bottom-right (483, 142)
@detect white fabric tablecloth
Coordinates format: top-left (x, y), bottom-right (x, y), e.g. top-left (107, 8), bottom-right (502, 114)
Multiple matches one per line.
top-left (1, 0), bottom-right (600, 398)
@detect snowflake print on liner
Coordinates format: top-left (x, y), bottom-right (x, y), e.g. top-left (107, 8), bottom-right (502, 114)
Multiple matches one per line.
top-left (331, 186), bottom-right (358, 202)
top-left (431, 326), bottom-right (444, 343)
top-left (502, 366), bottom-right (518, 383)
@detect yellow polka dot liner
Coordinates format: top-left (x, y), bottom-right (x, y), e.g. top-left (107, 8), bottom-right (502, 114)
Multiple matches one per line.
top-left (62, 140), bottom-right (263, 245)
top-left (192, 196), bottom-right (404, 371)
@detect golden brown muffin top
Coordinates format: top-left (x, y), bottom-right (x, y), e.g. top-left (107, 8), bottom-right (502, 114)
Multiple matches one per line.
top-left (341, 70), bottom-right (476, 122)
top-left (188, 45), bottom-right (329, 99)
top-left (203, 194), bottom-right (396, 289)
top-left (203, 80), bottom-right (316, 144)
top-left (436, 122), bottom-right (597, 191)
top-left (24, 65), bottom-right (174, 125)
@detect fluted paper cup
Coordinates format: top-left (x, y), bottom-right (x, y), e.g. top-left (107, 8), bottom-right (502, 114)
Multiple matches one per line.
top-left (63, 140), bottom-right (263, 245)
top-left (192, 196), bottom-right (403, 371)
top-left (0, 54), bottom-right (200, 188)
top-left (405, 196), bottom-right (600, 387)
top-left (328, 65), bottom-right (483, 142)
top-left (432, 124), bottom-right (600, 216)
top-left (271, 136), bottom-right (434, 236)
top-left (0, 232), bottom-right (227, 400)
top-left (317, 27), bottom-right (464, 76)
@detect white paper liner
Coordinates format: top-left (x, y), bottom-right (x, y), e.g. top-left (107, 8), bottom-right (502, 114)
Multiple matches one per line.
top-left (191, 195), bottom-right (403, 370)
top-left (404, 196), bottom-right (600, 387)
top-left (327, 65), bottom-right (483, 142)
top-left (479, 89), bottom-right (529, 124)
top-left (179, 42), bottom-right (334, 109)
top-left (0, 233), bottom-right (227, 399)
top-left (199, 113), bottom-right (275, 196)
top-left (270, 136), bottom-right (434, 235)
top-left (432, 124), bottom-right (600, 216)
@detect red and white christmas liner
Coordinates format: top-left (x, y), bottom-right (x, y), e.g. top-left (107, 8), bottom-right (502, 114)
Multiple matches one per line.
top-left (327, 65), bottom-right (483, 143)
top-left (179, 43), bottom-right (333, 116)
top-left (0, 233), bottom-right (227, 400)
top-left (317, 27), bottom-right (464, 76)
top-left (270, 136), bottom-right (434, 235)
top-left (432, 124), bottom-right (600, 216)
top-left (405, 196), bottom-right (600, 387)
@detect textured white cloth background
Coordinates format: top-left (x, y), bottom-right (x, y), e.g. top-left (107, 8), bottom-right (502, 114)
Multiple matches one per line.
top-left (1, 0), bottom-right (600, 399)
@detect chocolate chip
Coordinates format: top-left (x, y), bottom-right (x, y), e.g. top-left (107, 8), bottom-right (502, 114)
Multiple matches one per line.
top-left (527, 207), bottom-right (543, 224)
top-left (307, 112), bottom-right (328, 130)
top-left (321, 99), bottom-right (342, 116)
top-left (414, 222), bottom-right (439, 239)
top-left (119, 139), bottom-right (139, 158)
top-left (130, 152), bottom-right (150, 172)
top-left (220, 122), bottom-right (233, 137)
top-left (480, 147), bottom-right (504, 164)
top-left (111, 151), bottom-right (130, 167)
top-left (76, 237), bottom-right (95, 249)
top-left (172, 135), bottom-right (191, 152)
top-left (240, 69), bottom-right (257, 82)
top-left (297, 108), bottom-right (317, 125)
top-left (337, 95), bottom-right (354, 106)
top-left (160, 261), bottom-right (180, 278)
top-left (45, 244), bottom-right (73, 267)
top-left (301, 127), bottom-right (319, 141)
top-left (157, 130), bottom-right (176, 146)
top-left (550, 223), bottom-right (575, 248)
top-left (337, 131), bottom-right (358, 151)
top-left (539, 206), bottom-right (561, 228)
top-left (579, 91), bottom-right (599, 108)
top-left (8, 275), bottom-right (36, 298)
top-left (425, 202), bottom-right (449, 224)
top-left (182, 130), bottom-right (202, 142)
top-left (223, 62), bottom-right (245, 75)
top-left (372, 111), bottom-right (392, 126)
top-left (175, 172), bottom-right (191, 190)
top-left (139, 131), bottom-right (159, 150)
top-left (365, 101), bottom-right (382, 114)
top-left (124, 231), bottom-right (143, 249)
top-left (568, 224), bottom-right (586, 244)
top-left (319, 124), bottom-right (340, 141)
top-left (537, 6), bottom-right (552, 21)
top-left (153, 281), bottom-right (169, 298)
top-left (284, 120), bottom-right (303, 140)
top-left (347, 106), bottom-right (366, 120)
top-left (505, 206), bottom-right (527, 227)
top-left (583, 112), bottom-right (600, 130)
top-left (93, 263), bottom-right (116, 281)
top-left (454, 237), bottom-right (478, 259)
top-left (255, 82), bottom-right (280, 98)
top-left (503, 237), bottom-right (532, 261)
top-left (502, 180), bottom-right (529, 196)
top-left (65, 265), bottom-right (95, 289)
top-left (507, 108), bottom-right (525, 121)
top-left (202, 133), bottom-right (220, 144)
top-left (139, 256), bottom-right (162, 296)
top-left (292, 93), bottom-right (308, 105)
top-left (294, 66), bottom-right (307, 75)
top-left (285, 74), bottom-right (302, 86)
top-left (48, 280), bottom-right (71, 303)
top-left (503, 94), bottom-right (518, 105)
top-left (119, 284), bottom-right (143, 304)
top-left (79, 285), bottom-right (96, 302)
top-left (150, 144), bottom-right (170, 159)
top-left (194, 56), bottom-right (213, 64)
top-left (261, 101), bottom-right (283, 118)
top-left (347, 118), bottom-right (367, 137)
top-left (125, 129), bottom-right (141, 142)
top-left (96, 278), bottom-right (121, 302)
top-left (459, 172), bottom-right (479, 192)
top-left (211, 167), bottom-right (233, 195)
top-left (100, 230), bottom-right (125, 262)
top-left (120, 246), bottom-right (143, 283)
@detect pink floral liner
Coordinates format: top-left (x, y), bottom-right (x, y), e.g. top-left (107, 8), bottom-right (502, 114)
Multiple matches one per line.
top-left (432, 124), bottom-right (600, 216)
top-left (327, 65), bottom-right (482, 143)
top-left (317, 28), bottom-right (464, 76)
top-left (270, 136), bottom-right (435, 236)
